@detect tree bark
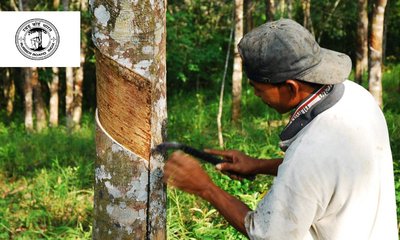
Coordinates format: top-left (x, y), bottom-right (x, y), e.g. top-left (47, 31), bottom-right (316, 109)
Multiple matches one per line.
top-left (72, 67), bottom-right (83, 129)
top-left (277, 0), bottom-right (286, 17)
top-left (49, 67), bottom-right (59, 127)
top-left (244, 0), bottom-right (254, 33)
top-left (65, 67), bottom-right (74, 128)
top-left (3, 68), bottom-right (15, 117)
top-left (71, 0), bottom-right (88, 129)
top-left (31, 67), bottom-right (47, 132)
top-left (92, 0), bottom-right (167, 238)
top-left (368, 0), bottom-right (387, 108)
top-left (302, 0), bottom-right (314, 35)
top-left (265, 0), bottom-right (275, 22)
top-left (24, 68), bottom-right (33, 132)
top-left (286, 0), bottom-right (293, 19)
top-left (232, 0), bottom-right (243, 123)
top-left (53, 0), bottom-right (60, 9)
top-left (356, 0), bottom-right (368, 84)
top-left (62, 0), bottom-right (69, 10)
top-left (218, 24), bottom-right (234, 148)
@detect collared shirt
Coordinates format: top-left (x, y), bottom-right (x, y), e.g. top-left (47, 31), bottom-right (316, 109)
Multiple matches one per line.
top-left (245, 80), bottom-right (398, 239)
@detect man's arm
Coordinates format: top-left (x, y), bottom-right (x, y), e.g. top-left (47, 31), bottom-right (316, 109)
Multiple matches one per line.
top-left (200, 181), bottom-right (251, 235)
top-left (163, 151), bottom-right (251, 236)
top-left (204, 149), bottom-right (283, 177)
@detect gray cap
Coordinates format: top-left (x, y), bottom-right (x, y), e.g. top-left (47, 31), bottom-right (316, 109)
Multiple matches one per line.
top-left (238, 19), bottom-right (352, 84)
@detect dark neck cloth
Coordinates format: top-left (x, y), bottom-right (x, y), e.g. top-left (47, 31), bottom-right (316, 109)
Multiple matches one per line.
top-left (279, 83), bottom-right (345, 151)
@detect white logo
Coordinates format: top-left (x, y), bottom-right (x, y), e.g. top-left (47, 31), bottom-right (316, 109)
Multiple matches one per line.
top-left (15, 18), bottom-right (60, 60)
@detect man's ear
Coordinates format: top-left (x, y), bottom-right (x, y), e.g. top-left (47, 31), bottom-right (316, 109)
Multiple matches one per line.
top-left (285, 79), bottom-right (300, 99)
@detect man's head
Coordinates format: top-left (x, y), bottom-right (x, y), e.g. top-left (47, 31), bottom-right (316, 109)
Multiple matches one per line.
top-left (239, 19), bottom-right (351, 112)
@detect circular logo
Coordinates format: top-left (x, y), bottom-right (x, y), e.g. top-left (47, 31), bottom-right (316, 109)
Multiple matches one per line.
top-left (15, 18), bottom-right (60, 60)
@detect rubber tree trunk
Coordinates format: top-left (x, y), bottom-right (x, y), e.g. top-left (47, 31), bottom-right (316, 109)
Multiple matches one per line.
top-left (277, 0), bottom-right (285, 17)
top-left (65, 67), bottom-right (74, 128)
top-left (265, 0), bottom-right (275, 22)
top-left (302, 0), bottom-right (314, 36)
top-left (244, 0), bottom-right (254, 33)
top-left (232, 0), bottom-right (243, 123)
top-left (31, 67), bottom-right (47, 132)
top-left (356, 0), bottom-right (368, 84)
top-left (286, 0), bottom-right (293, 19)
top-left (71, 0), bottom-right (88, 129)
top-left (24, 68), bottom-right (33, 132)
top-left (49, 67), bottom-right (59, 127)
top-left (368, 0), bottom-right (387, 108)
top-left (3, 68), bottom-right (15, 117)
top-left (91, 0), bottom-right (167, 239)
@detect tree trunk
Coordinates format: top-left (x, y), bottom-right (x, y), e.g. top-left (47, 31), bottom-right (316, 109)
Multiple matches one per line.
top-left (92, 0), bottom-right (167, 238)
top-left (368, 0), bottom-right (387, 108)
top-left (3, 68), bottom-right (15, 117)
top-left (72, 66), bottom-right (83, 129)
top-left (266, 0), bottom-right (275, 22)
top-left (31, 67), bottom-right (47, 132)
top-left (218, 24), bottom-right (234, 148)
top-left (62, 0), bottom-right (69, 10)
top-left (244, 0), bottom-right (254, 33)
top-left (65, 67), bottom-right (74, 128)
top-left (53, 0), bottom-right (60, 9)
top-left (355, 0), bottom-right (368, 84)
top-left (302, 0), bottom-right (314, 35)
top-left (24, 68), bottom-right (33, 132)
top-left (232, 0), bottom-right (243, 123)
top-left (286, 0), bottom-right (293, 19)
top-left (49, 67), bottom-right (59, 127)
top-left (71, 0), bottom-right (88, 129)
top-left (277, 0), bottom-right (286, 17)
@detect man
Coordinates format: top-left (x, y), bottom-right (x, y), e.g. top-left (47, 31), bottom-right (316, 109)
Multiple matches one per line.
top-left (163, 19), bottom-right (398, 239)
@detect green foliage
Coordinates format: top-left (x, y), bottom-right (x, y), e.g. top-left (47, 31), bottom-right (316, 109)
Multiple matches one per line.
top-left (166, 0), bottom-right (232, 90)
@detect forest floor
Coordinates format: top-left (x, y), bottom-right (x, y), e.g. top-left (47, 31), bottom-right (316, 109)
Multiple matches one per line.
top-left (0, 64), bottom-right (399, 239)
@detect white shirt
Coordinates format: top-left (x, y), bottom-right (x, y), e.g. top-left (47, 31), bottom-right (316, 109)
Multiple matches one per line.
top-left (245, 81), bottom-right (398, 240)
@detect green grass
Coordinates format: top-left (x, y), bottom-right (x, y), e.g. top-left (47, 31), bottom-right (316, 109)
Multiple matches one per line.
top-left (0, 66), bottom-right (399, 239)
top-left (0, 118), bottom-right (95, 239)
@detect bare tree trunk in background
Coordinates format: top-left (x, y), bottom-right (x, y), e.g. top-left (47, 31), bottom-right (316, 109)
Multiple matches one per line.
top-left (48, 0), bottom-right (60, 127)
top-left (244, 0), bottom-right (254, 33)
top-left (277, 0), bottom-right (285, 18)
top-left (10, 0), bottom-right (19, 10)
top-left (356, 0), bottom-right (368, 84)
top-left (368, 0), bottom-right (387, 108)
top-left (266, 0), bottom-right (275, 22)
top-left (302, 0), bottom-right (314, 35)
top-left (92, 0), bottom-right (167, 238)
top-left (3, 69), bottom-right (16, 117)
top-left (71, 0), bottom-right (88, 129)
top-left (53, 0), bottom-right (60, 9)
top-left (62, 0), bottom-right (75, 129)
top-left (49, 67), bottom-right (59, 127)
top-left (382, 7), bottom-right (388, 62)
top-left (218, 24), bottom-right (234, 148)
top-left (72, 65), bottom-right (83, 129)
top-left (31, 68), bottom-right (47, 132)
top-left (232, 0), bottom-right (243, 123)
top-left (286, 0), bottom-right (293, 19)
top-left (62, 0), bottom-right (68, 10)
top-left (65, 67), bottom-right (74, 128)
top-left (24, 68), bottom-right (33, 132)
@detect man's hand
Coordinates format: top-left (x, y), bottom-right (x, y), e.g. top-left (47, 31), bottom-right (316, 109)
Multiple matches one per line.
top-left (205, 149), bottom-right (283, 177)
top-left (163, 151), bottom-right (214, 198)
top-left (163, 150), bottom-right (251, 236)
